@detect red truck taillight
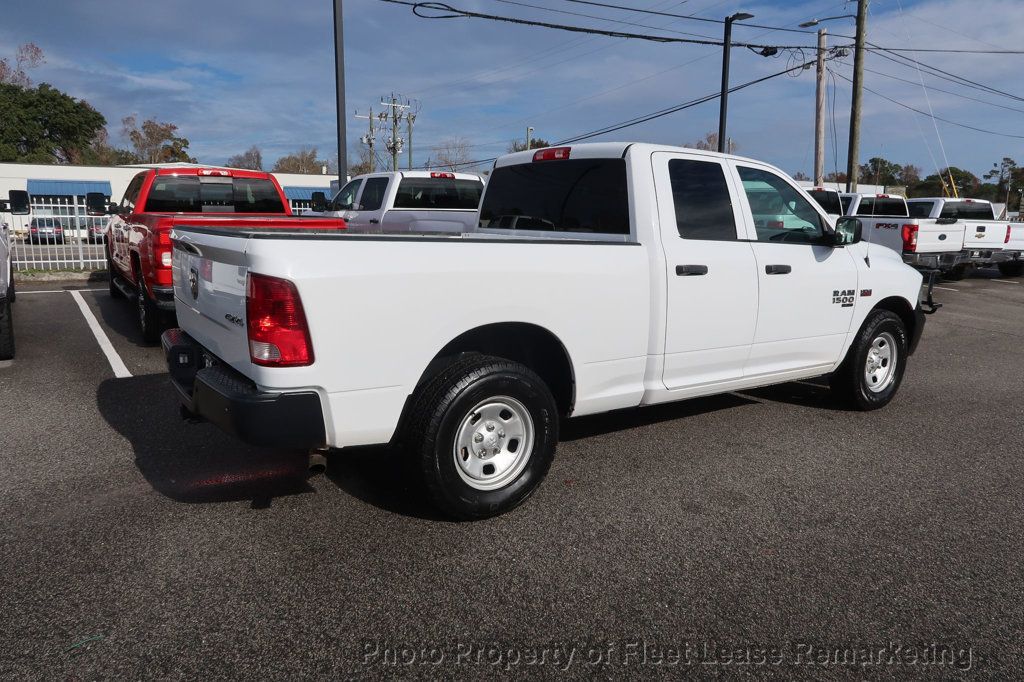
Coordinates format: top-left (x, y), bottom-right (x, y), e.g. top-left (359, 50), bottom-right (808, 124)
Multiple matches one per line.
top-left (902, 224), bottom-right (919, 252)
top-left (246, 273), bottom-right (313, 367)
top-left (1006, 225), bottom-right (1012, 244)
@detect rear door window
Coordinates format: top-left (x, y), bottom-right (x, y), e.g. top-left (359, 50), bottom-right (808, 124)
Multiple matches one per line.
top-left (358, 177), bottom-right (390, 211)
top-left (667, 159), bottom-right (737, 240)
top-left (479, 158), bottom-right (629, 234)
top-left (393, 178), bottom-right (482, 209)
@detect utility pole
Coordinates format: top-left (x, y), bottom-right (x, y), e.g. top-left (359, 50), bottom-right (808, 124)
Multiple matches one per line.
top-left (718, 12), bottom-right (754, 153)
top-left (381, 94), bottom-right (409, 172)
top-left (354, 106), bottom-right (377, 173)
top-left (406, 110), bottom-right (416, 170)
top-left (845, 0), bottom-right (868, 192)
top-left (333, 0), bottom-right (347, 180)
top-left (814, 28), bottom-right (827, 186)
top-left (526, 126), bottom-right (534, 150)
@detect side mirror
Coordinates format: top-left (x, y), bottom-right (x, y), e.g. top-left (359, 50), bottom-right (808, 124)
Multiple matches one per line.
top-left (834, 216), bottom-right (862, 246)
top-left (310, 191), bottom-right (327, 212)
top-left (86, 192), bottom-right (111, 216)
top-left (8, 190), bottom-right (30, 215)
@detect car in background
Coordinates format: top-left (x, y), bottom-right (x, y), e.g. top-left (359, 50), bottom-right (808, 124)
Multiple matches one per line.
top-left (840, 193), bottom-right (909, 218)
top-left (86, 219), bottom-right (107, 243)
top-left (28, 217), bottom-right (65, 244)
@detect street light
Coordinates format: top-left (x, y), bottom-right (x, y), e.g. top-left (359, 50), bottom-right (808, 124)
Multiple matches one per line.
top-left (798, 14), bottom-right (856, 28)
top-left (718, 12), bottom-right (754, 153)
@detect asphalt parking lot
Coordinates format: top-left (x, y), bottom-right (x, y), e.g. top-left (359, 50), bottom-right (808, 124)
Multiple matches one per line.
top-left (1, 271), bottom-right (1022, 678)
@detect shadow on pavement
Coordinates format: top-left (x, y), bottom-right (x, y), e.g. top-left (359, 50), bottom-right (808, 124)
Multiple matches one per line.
top-left (738, 377), bottom-right (848, 411)
top-left (90, 286), bottom-right (154, 349)
top-left (562, 392), bottom-right (756, 441)
top-left (324, 446), bottom-right (450, 522)
top-left (96, 375), bottom-right (314, 507)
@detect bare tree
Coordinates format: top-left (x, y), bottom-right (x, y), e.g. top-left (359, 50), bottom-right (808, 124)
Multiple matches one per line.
top-left (348, 145), bottom-right (374, 176)
top-left (226, 145), bottom-right (263, 170)
top-left (272, 147), bottom-right (327, 174)
top-left (685, 131), bottom-right (736, 154)
top-left (430, 137), bottom-right (471, 172)
top-left (0, 43), bottom-right (44, 87)
top-left (792, 171), bottom-right (810, 181)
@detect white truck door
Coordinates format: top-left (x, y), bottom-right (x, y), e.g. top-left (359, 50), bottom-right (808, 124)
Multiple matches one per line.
top-left (346, 176), bottom-right (391, 230)
top-left (652, 152), bottom-right (758, 390)
top-left (731, 163), bottom-right (858, 376)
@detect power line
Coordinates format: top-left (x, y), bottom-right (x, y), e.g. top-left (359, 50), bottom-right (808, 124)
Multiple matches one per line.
top-left (869, 47), bottom-right (1024, 103)
top-left (493, 0), bottom-right (719, 40)
top-left (831, 70), bottom-right (1024, 140)
top-left (859, 65), bottom-right (1024, 115)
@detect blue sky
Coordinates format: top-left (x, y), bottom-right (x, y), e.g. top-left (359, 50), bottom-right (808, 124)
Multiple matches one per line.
top-left (2, 0), bottom-right (1021, 179)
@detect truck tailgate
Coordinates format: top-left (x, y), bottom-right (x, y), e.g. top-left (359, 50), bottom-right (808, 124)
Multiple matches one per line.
top-left (170, 229), bottom-right (253, 374)
top-left (914, 220), bottom-right (965, 253)
top-left (961, 220), bottom-right (1006, 253)
top-left (1005, 223), bottom-right (1024, 253)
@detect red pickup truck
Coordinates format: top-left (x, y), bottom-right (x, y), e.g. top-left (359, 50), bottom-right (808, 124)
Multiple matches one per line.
top-left (88, 167), bottom-right (345, 341)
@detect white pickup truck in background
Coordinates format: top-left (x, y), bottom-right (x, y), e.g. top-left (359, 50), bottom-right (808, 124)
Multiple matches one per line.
top-left (163, 143), bottom-right (928, 519)
top-left (305, 170), bottom-right (484, 233)
top-left (907, 198), bottom-right (1020, 278)
top-left (0, 190), bottom-right (30, 361)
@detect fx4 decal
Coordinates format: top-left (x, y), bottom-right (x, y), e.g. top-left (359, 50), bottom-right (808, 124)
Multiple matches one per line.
top-left (832, 289), bottom-right (855, 307)
top-left (874, 222), bottom-right (899, 230)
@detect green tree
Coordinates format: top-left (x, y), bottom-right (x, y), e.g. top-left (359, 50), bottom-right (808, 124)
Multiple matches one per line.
top-left (272, 147), bottom-right (327, 174)
top-left (122, 115), bottom-right (196, 163)
top-left (0, 82), bottom-right (106, 164)
top-left (983, 157), bottom-right (1017, 199)
top-left (912, 167), bottom-right (980, 198)
top-left (859, 157), bottom-right (902, 186)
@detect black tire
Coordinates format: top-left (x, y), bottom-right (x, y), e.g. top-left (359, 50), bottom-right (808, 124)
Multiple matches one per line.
top-left (943, 264), bottom-right (969, 281)
top-left (7, 264), bottom-right (13, 303)
top-left (107, 254), bottom-right (123, 299)
top-left (0, 295), bottom-right (14, 361)
top-left (830, 310), bottom-right (909, 411)
top-left (403, 354), bottom-right (559, 520)
top-left (136, 278), bottom-right (162, 343)
top-left (998, 261), bottom-right (1024, 277)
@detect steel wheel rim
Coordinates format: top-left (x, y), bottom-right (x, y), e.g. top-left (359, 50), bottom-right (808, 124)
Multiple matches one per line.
top-left (864, 331), bottom-right (898, 393)
top-left (453, 396), bottom-right (534, 491)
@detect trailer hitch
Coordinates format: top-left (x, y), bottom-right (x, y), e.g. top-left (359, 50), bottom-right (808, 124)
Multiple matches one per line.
top-left (921, 269), bottom-right (942, 315)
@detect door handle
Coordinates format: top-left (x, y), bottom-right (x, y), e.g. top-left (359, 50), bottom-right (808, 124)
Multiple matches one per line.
top-left (675, 264), bottom-right (708, 276)
top-left (765, 264), bottom-right (792, 275)
top-left (369, 219), bottom-right (380, 224)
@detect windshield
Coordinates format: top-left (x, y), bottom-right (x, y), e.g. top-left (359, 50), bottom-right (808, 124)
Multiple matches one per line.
top-left (144, 176), bottom-right (286, 213)
top-left (808, 190), bottom-right (842, 215)
top-left (479, 159), bottom-right (629, 234)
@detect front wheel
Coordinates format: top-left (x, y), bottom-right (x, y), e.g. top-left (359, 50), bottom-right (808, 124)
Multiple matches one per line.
top-left (830, 310), bottom-right (909, 411)
top-left (404, 354), bottom-right (559, 520)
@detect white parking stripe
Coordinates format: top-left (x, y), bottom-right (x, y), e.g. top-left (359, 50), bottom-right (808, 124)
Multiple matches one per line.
top-left (991, 279), bottom-right (1020, 284)
top-left (69, 290), bottom-right (132, 379)
top-left (933, 286), bottom-right (959, 292)
top-left (19, 288), bottom-right (106, 294)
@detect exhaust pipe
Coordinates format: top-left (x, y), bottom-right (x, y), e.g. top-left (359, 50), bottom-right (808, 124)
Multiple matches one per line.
top-left (308, 449), bottom-right (328, 474)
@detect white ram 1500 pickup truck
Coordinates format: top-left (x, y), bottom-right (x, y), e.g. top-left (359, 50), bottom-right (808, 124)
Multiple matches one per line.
top-left (305, 170), bottom-right (484, 233)
top-left (162, 143), bottom-right (929, 519)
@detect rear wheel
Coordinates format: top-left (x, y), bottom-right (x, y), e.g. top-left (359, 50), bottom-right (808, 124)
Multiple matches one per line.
top-left (998, 261), bottom-right (1024, 277)
top-left (0, 295), bottom-right (14, 361)
top-left (107, 254), bottom-right (123, 298)
top-left (830, 310), bottom-right (908, 411)
top-left (136, 278), bottom-right (162, 343)
top-left (403, 354), bottom-right (559, 520)
top-left (943, 264), bottom-right (969, 281)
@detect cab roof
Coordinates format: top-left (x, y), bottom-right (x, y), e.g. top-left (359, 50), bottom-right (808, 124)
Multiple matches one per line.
top-left (494, 142), bottom-right (772, 169)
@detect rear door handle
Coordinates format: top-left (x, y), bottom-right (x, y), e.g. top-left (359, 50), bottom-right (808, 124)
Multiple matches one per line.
top-left (765, 264), bottom-right (792, 275)
top-left (675, 264), bottom-right (708, 276)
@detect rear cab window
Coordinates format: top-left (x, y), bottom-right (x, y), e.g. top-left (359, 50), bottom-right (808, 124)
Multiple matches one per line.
top-left (143, 175), bottom-right (286, 213)
top-left (855, 196), bottom-right (908, 217)
top-left (479, 158), bottom-right (630, 237)
top-left (940, 201), bottom-right (995, 220)
top-left (907, 201), bottom-right (934, 218)
top-left (808, 189), bottom-right (843, 216)
top-left (393, 177), bottom-right (482, 210)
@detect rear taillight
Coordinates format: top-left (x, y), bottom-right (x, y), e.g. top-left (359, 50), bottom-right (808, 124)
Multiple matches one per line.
top-left (246, 273), bottom-right (313, 367)
top-left (902, 224), bottom-right (919, 252)
top-left (1006, 225), bottom-right (1012, 244)
top-left (156, 230), bottom-right (172, 268)
top-left (533, 147), bottom-right (571, 162)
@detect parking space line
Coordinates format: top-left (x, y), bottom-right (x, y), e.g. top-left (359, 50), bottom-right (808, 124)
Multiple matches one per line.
top-left (69, 290), bottom-right (132, 379)
top-left (19, 288), bottom-right (106, 294)
top-left (991, 279), bottom-right (1020, 285)
top-left (933, 286), bottom-right (959, 292)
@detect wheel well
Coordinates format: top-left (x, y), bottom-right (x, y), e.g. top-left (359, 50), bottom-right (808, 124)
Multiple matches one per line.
top-left (873, 296), bottom-right (915, 339)
top-left (418, 323), bottom-right (576, 416)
